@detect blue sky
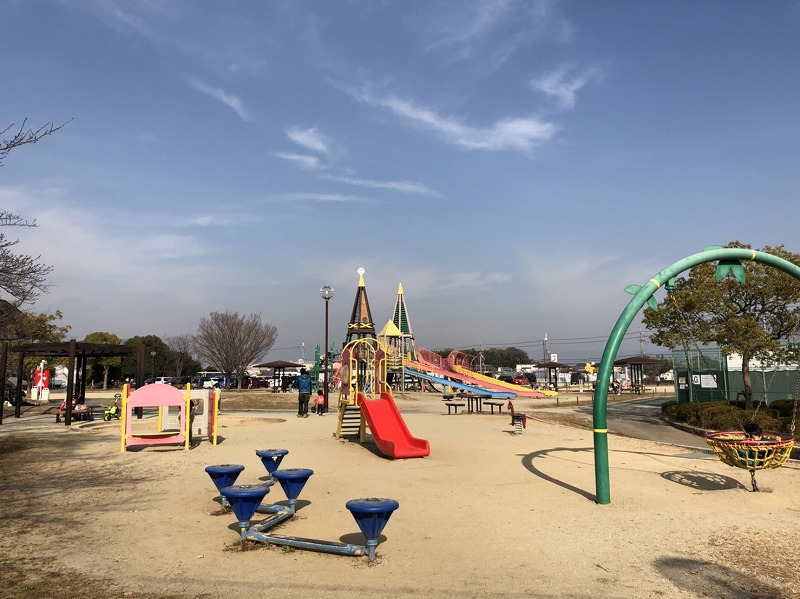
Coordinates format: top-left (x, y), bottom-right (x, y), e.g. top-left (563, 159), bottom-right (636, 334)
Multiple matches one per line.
top-left (3, 1), bottom-right (799, 365)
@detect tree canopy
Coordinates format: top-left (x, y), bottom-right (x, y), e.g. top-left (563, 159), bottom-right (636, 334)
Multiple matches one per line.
top-left (643, 242), bottom-right (800, 408)
top-left (0, 212), bottom-right (53, 308)
top-left (164, 333), bottom-right (200, 379)
top-left (433, 346), bottom-right (531, 370)
top-left (84, 331), bottom-right (122, 389)
top-left (193, 311), bottom-right (278, 389)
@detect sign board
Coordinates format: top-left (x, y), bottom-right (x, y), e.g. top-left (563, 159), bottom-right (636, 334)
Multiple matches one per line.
top-left (549, 353), bottom-right (558, 363)
top-left (34, 369), bottom-right (50, 388)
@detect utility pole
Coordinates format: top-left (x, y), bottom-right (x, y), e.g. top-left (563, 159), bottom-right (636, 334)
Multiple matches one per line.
top-left (543, 334), bottom-right (549, 361)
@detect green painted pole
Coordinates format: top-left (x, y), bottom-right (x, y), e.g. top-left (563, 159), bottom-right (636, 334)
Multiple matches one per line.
top-left (593, 248), bottom-right (800, 504)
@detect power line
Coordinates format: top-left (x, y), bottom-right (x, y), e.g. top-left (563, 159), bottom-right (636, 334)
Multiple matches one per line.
top-left (452, 331), bottom-right (646, 350)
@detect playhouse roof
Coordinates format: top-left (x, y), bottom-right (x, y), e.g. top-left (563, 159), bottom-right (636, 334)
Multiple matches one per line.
top-left (378, 320), bottom-right (403, 338)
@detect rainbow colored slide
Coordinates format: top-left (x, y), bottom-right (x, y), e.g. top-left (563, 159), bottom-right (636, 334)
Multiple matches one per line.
top-left (358, 392), bottom-right (430, 459)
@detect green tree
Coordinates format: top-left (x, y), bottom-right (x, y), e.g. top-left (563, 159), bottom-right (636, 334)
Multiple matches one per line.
top-left (431, 347), bottom-right (531, 371)
top-left (83, 331), bottom-right (122, 389)
top-left (643, 242), bottom-right (800, 409)
top-left (482, 347), bottom-right (530, 370)
top-left (122, 335), bottom-right (168, 383)
top-left (6, 310), bottom-right (72, 387)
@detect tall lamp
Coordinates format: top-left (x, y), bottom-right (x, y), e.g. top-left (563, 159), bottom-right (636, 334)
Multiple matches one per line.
top-left (319, 285), bottom-right (334, 411)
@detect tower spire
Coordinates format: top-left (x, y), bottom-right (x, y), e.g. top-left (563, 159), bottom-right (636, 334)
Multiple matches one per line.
top-left (345, 267), bottom-right (376, 343)
top-left (391, 282), bottom-right (416, 359)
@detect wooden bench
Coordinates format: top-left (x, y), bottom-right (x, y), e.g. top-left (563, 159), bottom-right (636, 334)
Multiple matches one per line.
top-left (484, 400), bottom-right (505, 414)
top-left (443, 401), bottom-right (465, 415)
top-left (55, 406), bottom-right (97, 423)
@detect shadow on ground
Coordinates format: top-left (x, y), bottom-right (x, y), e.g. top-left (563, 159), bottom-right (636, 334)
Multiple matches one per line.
top-left (654, 556), bottom-right (784, 599)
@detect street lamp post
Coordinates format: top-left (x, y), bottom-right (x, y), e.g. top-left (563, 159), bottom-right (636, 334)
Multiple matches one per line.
top-left (150, 351), bottom-right (156, 383)
top-left (319, 285), bottom-right (334, 411)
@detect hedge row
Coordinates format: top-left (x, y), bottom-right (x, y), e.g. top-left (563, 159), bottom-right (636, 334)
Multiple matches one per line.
top-left (661, 400), bottom-right (796, 439)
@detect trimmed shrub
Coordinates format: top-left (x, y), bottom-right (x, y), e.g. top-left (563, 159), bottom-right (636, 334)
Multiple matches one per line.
top-left (660, 400), bottom-right (798, 439)
top-left (768, 399), bottom-right (798, 418)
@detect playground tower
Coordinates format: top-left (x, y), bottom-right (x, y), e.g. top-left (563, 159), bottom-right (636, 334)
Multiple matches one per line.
top-left (390, 282), bottom-right (417, 361)
top-left (345, 268), bottom-right (376, 344)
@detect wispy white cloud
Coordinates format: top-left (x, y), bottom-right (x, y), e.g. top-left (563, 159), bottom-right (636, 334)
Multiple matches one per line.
top-left (274, 152), bottom-right (323, 170)
top-left (182, 212), bottom-right (256, 227)
top-left (424, 0), bottom-right (572, 68)
top-left (63, 0), bottom-right (178, 39)
top-left (286, 126), bottom-right (329, 154)
top-left (264, 192), bottom-right (377, 204)
top-left (427, 0), bottom-right (514, 56)
top-left (348, 88), bottom-right (556, 152)
top-left (438, 270), bottom-right (512, 291)
top-left (324, 175), bottom-right (443, 198)
top-left (530, 64), bottom-right (602, 109)
top-left (188, 78), bottom-right (250, 121)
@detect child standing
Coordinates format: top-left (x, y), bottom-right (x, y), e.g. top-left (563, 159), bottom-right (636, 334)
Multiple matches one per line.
top-left (315, 390), bottom-right (325, 416)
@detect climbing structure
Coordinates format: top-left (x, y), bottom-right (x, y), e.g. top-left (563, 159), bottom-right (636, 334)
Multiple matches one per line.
top-left (337, 269), bottom-right (379, 440)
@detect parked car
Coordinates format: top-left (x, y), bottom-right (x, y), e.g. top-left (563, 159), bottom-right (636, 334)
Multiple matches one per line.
top-left (201, 377), bottom-right (219, 389)
top-left (512, 374), bottom-right (529, 386)
top-left (6, 371), bottom-right (28, 392)
top-left (496, 374), bottom-right (514, 384)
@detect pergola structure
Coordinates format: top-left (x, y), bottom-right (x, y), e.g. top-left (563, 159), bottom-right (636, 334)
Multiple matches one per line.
top-left (613, 355), bottom-right (664, 394)
top-left (1, 340), bottom-right (141, 426)
top-left (253, 360), bottom-right (303, 392)
top-left (536, 360), bottom-right (571, 391)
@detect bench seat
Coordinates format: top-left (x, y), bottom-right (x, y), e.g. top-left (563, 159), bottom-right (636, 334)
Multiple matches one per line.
top-left (443, 401), bottom-right (465, 415)
top-left (56, 407), bottom-right (96, 423)
top-left (483, 400), bottom-right (504, 414)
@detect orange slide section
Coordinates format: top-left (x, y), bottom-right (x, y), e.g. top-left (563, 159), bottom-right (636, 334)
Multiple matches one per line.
top-left (358, 392), bottom-right (430, 459)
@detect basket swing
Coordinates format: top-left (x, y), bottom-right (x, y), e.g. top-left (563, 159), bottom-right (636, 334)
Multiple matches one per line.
top-left (705, 377), bottom-right (797, 492)
top-left (666, 282), bottom-right (797, 492)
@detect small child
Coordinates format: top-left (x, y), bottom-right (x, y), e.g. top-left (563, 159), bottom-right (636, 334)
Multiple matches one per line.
top-left (744, 421), bottom-right (762, 440)
top-left (315, 390), bottom-right (325, 416)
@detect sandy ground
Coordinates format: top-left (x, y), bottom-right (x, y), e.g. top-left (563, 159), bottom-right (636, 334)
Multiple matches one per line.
top-left (1, 391), bottom-right (799, 599)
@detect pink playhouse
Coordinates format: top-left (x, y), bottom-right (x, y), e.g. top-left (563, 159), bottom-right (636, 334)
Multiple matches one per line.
top-left (120, 383), bottom-right (219, 451)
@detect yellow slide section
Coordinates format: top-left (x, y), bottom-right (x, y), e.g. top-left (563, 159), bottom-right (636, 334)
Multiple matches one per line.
top-left (452, 365), bottom-right (559, 397)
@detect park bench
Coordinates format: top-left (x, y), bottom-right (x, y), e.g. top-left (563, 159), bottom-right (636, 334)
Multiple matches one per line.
top-left (483, 400), bottom-right (505, 414)
top-left (443, 401), bottom-right (465, 415)
top-left (55, 406), bottom-right (97, 423)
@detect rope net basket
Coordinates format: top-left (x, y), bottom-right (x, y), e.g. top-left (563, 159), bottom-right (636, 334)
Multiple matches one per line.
top-left (706, 431), bottom-right (794, 471)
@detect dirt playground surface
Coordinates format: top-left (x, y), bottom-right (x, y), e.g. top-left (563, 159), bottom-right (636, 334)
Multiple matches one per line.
top-left (1, 391), bottom-right (799, 599)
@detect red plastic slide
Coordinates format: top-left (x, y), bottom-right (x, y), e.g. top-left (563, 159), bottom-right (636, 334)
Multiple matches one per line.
top-left (358, 392), bottom-right (430, 459)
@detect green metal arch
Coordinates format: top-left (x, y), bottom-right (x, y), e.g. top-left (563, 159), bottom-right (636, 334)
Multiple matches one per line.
top-left (593, 247), bottom-right (800, 504)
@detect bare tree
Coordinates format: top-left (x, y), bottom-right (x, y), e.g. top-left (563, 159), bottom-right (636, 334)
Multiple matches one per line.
top-left (193, 311), bottom-right (278, 389)
top-left (165, 333), bottom-right (195, 379)
top-left (1, 119), bottom-right (71, 167)
top-left (0, 212), bottom-right (53, 307)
